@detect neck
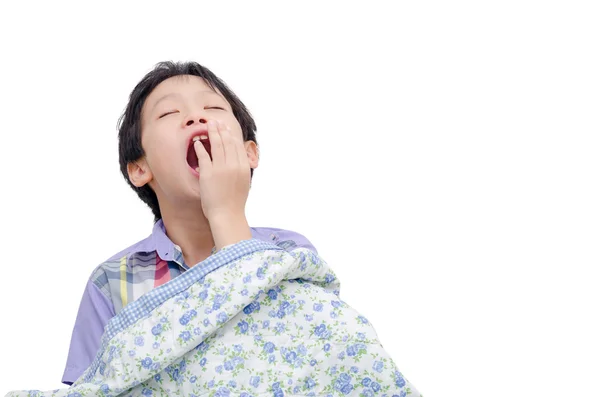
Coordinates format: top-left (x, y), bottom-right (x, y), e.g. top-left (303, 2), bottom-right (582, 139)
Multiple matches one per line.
top-left (160, 202), bottom-right (215, 268)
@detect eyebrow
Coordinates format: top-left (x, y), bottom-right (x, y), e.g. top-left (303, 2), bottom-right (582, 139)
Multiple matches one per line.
top-left (149, 90), bottom-right (224, 114)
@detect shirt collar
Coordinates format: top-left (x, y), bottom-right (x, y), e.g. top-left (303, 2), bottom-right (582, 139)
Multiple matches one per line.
top-left (152, 219), bottom-right (176, 262)
top-left (151, 219), bottom-right (218, 267)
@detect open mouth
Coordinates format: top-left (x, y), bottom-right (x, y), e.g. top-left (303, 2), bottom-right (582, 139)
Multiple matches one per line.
top-left (186, 137), bottom-right (212, 171)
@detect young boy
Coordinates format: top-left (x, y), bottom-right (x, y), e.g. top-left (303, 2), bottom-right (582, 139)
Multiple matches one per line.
top-left (61, 61), bottom-right (317, 385)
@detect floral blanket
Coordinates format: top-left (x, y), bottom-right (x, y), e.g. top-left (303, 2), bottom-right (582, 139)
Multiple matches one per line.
top-left (6, 239), bottom-right (421, 397)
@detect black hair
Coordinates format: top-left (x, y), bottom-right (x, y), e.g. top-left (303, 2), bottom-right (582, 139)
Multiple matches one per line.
top-left (117, 61), bottom-right (258, 222)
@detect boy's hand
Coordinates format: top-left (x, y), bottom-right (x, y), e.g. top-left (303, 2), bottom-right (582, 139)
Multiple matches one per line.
top-left (193, 119), bottom-right (252, 248)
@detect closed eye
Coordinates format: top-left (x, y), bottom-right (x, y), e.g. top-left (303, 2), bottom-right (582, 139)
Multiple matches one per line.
top-left (207, 106), bottom-right (226, 110)
top-left (159, 110), bottom-right (178, 118)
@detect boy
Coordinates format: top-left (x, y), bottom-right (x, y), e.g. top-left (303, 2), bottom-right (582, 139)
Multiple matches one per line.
top-left (61, 61), bottom-right (317, 385)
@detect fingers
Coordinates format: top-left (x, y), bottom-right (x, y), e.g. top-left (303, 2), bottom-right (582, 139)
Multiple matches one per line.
top-left (199, 119), bottom-right (249, 172)
top-left (193, 136), bottom-right (211, 173)
top-left (207, 119), bottom-right (224, 167)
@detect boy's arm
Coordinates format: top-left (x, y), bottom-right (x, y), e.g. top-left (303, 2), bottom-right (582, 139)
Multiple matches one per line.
top-left (61, 279), bottom-right (115, 385)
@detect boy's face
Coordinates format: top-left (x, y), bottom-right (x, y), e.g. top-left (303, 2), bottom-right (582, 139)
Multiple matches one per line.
top-left (127, 75), bottom-right (259, 207)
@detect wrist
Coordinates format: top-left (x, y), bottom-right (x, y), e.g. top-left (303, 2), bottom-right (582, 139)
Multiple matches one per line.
top-left (208, 212), bottom-right (252, 250)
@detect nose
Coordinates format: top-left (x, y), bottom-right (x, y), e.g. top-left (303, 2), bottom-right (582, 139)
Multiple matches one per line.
top-left (184, 117), bottom-right (208, 127)
top-left (183, 108), bottom-right (209, 127)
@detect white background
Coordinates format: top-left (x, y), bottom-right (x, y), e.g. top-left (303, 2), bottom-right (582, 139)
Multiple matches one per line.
top-left (0, 1), bottom-right (598, 396)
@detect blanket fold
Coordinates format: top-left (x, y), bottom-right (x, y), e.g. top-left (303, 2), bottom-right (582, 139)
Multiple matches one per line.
top-left (6, 239), bottom-right (421, 397)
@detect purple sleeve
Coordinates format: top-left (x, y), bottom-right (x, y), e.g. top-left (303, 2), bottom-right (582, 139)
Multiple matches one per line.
top-left (255, 228), bottom-right (318, 254)
top-left (62, 279), bottom-right (115, 385)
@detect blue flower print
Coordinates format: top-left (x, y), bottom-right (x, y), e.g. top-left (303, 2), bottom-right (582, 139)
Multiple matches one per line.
top-left (224, 361), bottom-right (234, 371)
top-left (371, 382), bottom-right (381, 392)
top-left (268, 289), bottom-right (278, 300)
top-left (305, 314), bottom-right (313, 322)
top-left (373, 360), bottom-right (384, 373)
top-left (215, 387), bottom-right (230, 397)
top-left (325, 273), bottom-right (335, 283)
top-left (256, 267), bottom-right (265, 280)
top-left (100, 384), bottom-right (109, 394)
top-left (190, 376), bottom-right (197, 383)
top-left (346, 345), bottom-right (358, 356)
top-left (313, 303), bottom-right (323, 312)
top-left (339, 373), bottom-right (351, 384)
top-left (310, 359), bottom-right (317, 366)
top-left (358, 315), bottom-right (369, 324)
top-left (134, 336), bottom-right (144, 346)
top-left (238, 320), bottom-right (249, 333)
top-left (154, 373), bottom-right (161, 382)
top-left (234, 344), bottom-right (243, 353)
top-left (324, 343), bottom-right (331, 352)
top-left (151, 324), bottom-right (162, 335)
top-left (243, 275), bottom-right (252, 283)
top-left (331, 300), bottom-right (341, 308)
top-left (275, 322), bottom-right (285, 334)
top-left (298, 344), bottom-right (308, 355)
top-left (194, 327), bottom-right (202, 335)
top-left (305, 378), bottom-right (316, 389)
top-left (203, 318), bottom-right (210, 327)
top-left (128, 350), bottom-right (136, 357)
top-left (198, 290), bottom-right (208, 300)
top-left (228, 380), bottom-right (237, 388)
top-left (200, 358), bottom-right (207, 366)
top-left (285, 350), bottom-right (297, 363)
top-left (180, 331), bottom-right (191, 341)
top-left (264, 342), bottom-right (275, 353)
top-left (363, 389), bottom-right (375, 397)
top-left (244, 301), bottom-right (260, 314)
top-left (217, 312), bottom-right (228, 324)
top-left (216, 365), bottom-right (224, 373)
top-left (314, 324), bottom-right (331, 339)
top-left (395, 371), bottom-right (406, 388)
top-left (233, 356), bottom-right (245, 366)
top-left (263, 320), bottom-right (270, 328)
top-left (141, 388), bottom-right (152, 396)
top-left (250, 376), bottom-right (261, 388)
top-left (362, 377), bottom-right (372, 387)
top-left (141, 357), bottom-right (152, 369)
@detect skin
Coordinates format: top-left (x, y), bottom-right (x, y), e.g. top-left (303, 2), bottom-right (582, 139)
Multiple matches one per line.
top-left (127, 75), bottom-right (259, 267)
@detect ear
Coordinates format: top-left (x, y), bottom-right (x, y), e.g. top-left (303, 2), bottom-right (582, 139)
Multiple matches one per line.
top-left (127, 158), bottom-right (153, 187)
top-left (244, 140), bottom-right (259, 170)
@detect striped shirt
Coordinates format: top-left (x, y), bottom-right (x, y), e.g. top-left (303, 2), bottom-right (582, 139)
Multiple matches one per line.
top-left (62, 219), bottom-right (317, 385)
